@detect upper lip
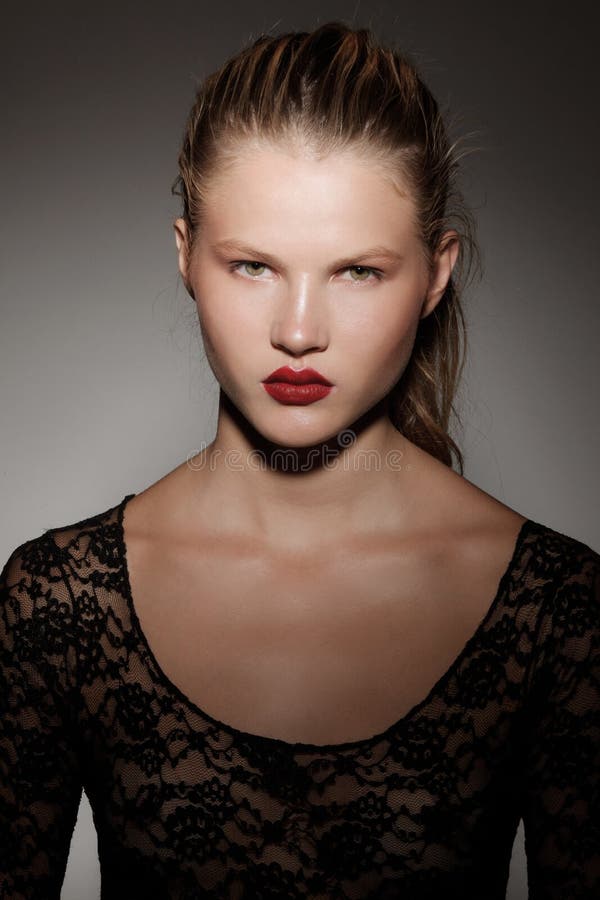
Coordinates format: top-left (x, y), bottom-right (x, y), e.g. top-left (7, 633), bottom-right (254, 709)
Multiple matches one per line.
top-left (263, 366), bottom-right (333, 386)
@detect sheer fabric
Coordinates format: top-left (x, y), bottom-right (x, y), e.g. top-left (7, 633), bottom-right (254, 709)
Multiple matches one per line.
top-left (1, 493), bottom-right (599, 899)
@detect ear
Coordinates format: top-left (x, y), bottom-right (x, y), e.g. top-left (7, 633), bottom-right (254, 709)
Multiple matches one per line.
top-left (173, 218), bottom-right (195, 298)
top-left (420, 230), bottom-right (460, 319)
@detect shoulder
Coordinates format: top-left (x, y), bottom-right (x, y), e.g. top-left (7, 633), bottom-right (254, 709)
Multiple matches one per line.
top-left (438, 481), bottom-right (600, 667)
top-left (432, 456), bottom-right (599, 605)
top-left (2, 494), bottom-right (130, 586)
top-left (521, 518), bottom-right (599, 595)
top-left (0, 495), bottom-right (132, 650)
top-left (517, 520), bottom-right (600, 693)
top-left (511, 518), bottom-right (600, 632)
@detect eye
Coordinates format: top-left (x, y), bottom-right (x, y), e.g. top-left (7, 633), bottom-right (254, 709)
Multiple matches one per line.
top-left (342, 266), bottom-right (384, 283)
top-left (230, 261), bottom-right (272, 279)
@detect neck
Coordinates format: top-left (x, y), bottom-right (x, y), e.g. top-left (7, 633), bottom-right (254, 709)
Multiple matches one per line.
top-left (184, 390), bottom-right (424, 553)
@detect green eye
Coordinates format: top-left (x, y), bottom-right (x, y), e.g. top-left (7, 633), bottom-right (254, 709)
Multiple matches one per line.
top-left (243, 262), bottom-right (267, 277)
top-left (348, 266), bottom-right (371, 281)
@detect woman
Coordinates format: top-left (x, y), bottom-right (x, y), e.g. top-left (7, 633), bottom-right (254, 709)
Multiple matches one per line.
top-left (1, 21), bottom-right (599, 899)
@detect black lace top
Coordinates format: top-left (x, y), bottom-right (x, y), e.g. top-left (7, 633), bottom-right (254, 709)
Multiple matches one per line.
top-left (1, 494), bottom-right (599, 899)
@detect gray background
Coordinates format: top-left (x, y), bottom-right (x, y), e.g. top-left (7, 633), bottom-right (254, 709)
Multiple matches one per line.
top-left (1, 1), bottom-right (599, 897)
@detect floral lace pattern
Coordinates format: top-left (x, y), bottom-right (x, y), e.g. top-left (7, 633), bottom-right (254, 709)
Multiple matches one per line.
top-left (1, 494), bottom-right (599, 899)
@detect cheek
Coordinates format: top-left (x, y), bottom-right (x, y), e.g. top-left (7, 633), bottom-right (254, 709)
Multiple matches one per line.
top-left (340, 302), bottom-right (422, 382)
top-left (194, 286), bottom-right (265, 374)
top-left (382, 310), bottom-right (421, 366)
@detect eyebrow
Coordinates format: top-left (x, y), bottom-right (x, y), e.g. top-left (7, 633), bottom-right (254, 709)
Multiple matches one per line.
top-left (210, 239), bottom-right (404, 269)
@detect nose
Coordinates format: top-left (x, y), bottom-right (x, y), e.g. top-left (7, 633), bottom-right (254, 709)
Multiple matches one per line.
top-left (270, 279), bottom-right (329, 358)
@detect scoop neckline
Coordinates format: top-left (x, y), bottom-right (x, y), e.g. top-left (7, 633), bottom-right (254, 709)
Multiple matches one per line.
top-left (115, 491), bottom-right (538, 755)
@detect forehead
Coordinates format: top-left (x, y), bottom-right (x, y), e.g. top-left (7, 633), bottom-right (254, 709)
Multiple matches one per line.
top-left (201, 143), bottom-right (420, 246)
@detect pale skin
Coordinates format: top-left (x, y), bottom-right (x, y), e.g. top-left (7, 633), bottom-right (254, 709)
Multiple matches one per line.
top-left (122, 141), bottom-right (527, 744)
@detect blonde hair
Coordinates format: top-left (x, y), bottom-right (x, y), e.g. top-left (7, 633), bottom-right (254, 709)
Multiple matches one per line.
top-left (174, 21), bottom-right (481, 474)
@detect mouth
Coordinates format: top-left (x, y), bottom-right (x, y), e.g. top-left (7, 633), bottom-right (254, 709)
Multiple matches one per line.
top-left (261, 366), bottom-right (334, 406)
top-left (262, 366), bottom-right (333, 386)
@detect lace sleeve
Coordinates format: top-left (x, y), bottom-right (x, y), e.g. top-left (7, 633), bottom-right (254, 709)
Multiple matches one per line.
top-left (521, 540), bottom-right (600, 898)
top-left (0, 536), bottom-right (83, 900)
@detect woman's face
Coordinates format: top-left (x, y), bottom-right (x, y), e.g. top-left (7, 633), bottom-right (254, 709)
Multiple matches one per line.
top-left (175, 143), bottom-right (457, 448)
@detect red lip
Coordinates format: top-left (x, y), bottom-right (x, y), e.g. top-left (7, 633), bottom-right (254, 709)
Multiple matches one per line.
top-left (262, 366), bottom-right (333, 386)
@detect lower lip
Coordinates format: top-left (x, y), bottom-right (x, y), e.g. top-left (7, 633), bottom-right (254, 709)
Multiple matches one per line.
top-left (262, 382), bottom-right (333, 405)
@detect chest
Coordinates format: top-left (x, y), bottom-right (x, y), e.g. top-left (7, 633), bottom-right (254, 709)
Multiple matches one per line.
top-left (122, 531), bottom-right (511, 745)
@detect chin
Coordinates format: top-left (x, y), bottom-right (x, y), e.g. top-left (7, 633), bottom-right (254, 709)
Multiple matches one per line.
top-left (257, 413), bottom-right (349, 451)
